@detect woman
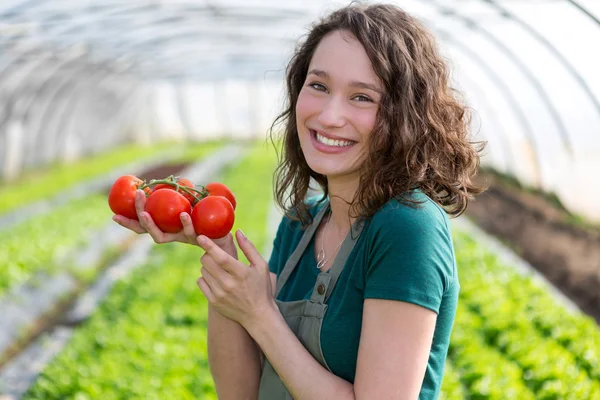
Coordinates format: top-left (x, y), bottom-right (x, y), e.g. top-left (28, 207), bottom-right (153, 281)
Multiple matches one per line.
top-left (115, 3), bottom-right (484, 399)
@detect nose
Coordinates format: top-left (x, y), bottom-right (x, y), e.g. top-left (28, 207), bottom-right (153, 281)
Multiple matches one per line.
top-left (317, 96), bottom-right (346, 128)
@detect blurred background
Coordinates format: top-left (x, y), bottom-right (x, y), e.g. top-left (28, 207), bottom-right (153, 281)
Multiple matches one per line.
top-left (0, 1), bottom-right (599, 399)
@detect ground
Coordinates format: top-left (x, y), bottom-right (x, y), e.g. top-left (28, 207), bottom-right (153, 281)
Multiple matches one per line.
top-left (465, 171), bottom-right (600, 323)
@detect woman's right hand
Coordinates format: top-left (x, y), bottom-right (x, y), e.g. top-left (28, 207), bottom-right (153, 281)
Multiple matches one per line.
top-left (112, 190), bottom-right (239, 258)
top-left (112, 189), bottom-right (198, 245)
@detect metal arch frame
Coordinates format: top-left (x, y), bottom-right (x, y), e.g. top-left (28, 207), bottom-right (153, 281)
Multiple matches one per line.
top-left (0, 51), bottom-right (61, 121)
top-left (566, 0), bottom-right (600, 26)
top-left (427, 0), bottom-right (574, 157)
top-left (109, 29), bottom-right (294, 65)
top-left (51, 69), bottom-right (131, 161)
top-left (0, 48), bottom-right (117, 121)
top-left (433, 28), bottom-right (542, 185)
top-left (483, 0), bottom-right (600, 124)
top-left (86, 75), bottom-right (141, 150)
top-left (12, 54), bottom-right (135, 166)
top-left (16, 56), bottom-right (95, 167)
top-left (19, 59), bottom-right (91, 167)
top-left (105, 83), bottom-right (148, 147)
top-left (40, 63), bottom-right (140, 165)
top-left (56, 3), bottom-right (304, 37)
top-left (43, 31), bottom-right (290, 81)
top-left (441, 46), bottom-right (516, 174)
top-left (0, 2), bottom-right (297, 82)
top-left (93, 77), bottom-right (144, 150)
top-left (0, 52), bottom-right (88, 171)
top-left (25, 62), bottom-right (101, 167)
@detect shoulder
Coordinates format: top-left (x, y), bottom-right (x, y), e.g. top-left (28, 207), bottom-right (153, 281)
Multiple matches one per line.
top-left (363, 191), bottom-right (456, 293)
top-left (368, 190), bottom-right (451, 240)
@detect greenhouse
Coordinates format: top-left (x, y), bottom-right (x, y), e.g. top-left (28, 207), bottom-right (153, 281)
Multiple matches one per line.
top-left (0, 0), bottom-right (599, 399)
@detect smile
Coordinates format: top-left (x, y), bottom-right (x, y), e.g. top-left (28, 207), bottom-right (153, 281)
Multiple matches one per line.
top-left (311, 130), bottom-right (356, 148)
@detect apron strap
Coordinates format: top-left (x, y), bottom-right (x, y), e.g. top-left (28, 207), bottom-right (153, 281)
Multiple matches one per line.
top-left (275, 201), bottom-right (330, 297)
top-left (310, 216), bottom-right (366, 304)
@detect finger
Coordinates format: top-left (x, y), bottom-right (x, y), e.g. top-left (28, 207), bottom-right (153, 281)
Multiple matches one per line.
top-left (197, 276), bottom-right (216, 303)
top-left (236, 230), bottom-right (268, 271)
top-left (139, 212), bottom-right (169, 244)
top-left (180, 212), bottom-right (197, 239)
top-left (201, 267), bottom-right (226, 298)
top-left (135, 190), bottom-right (151, 233)
top-left (197, 235), bottom-right (242, 275)
top-left (135, 190), bottom-right (147, 219)
top-left (200, 253), bottom-right (234, 286)
top-left (112, 215), bottom-right (146, 234)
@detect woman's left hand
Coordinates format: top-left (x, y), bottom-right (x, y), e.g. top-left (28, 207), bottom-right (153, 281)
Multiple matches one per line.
top-left (196, 229), bottom-right (276, 329)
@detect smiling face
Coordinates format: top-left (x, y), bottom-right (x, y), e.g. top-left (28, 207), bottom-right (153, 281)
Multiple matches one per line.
top-left (296, 29), bottom-right (382, 185)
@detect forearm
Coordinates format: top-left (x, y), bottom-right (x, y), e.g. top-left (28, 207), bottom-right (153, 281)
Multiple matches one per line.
top-left (207, 304), bottom-right (262, 399)
top-left (246, 306), bottom-right (355, 400)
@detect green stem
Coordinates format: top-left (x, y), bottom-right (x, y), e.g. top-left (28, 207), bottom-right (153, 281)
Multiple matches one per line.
top-left (139, 177), bottom-right (209, 204)
top-left (178, 185), bottom-right (209, 203)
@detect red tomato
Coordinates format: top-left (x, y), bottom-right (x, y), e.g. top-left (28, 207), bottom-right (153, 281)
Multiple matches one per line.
top-left (153, 178), bottom-right (199, 205)
top-left (145, 189), bottom-right (192, 233)
top-left (108, 175), bottom-right (144, 220)
top-left (191, 196), bottom-right (235, 239)
top-left (205, 182), bottom-right (237, 210)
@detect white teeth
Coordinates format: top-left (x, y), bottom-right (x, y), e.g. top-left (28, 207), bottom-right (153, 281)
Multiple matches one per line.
top-left (315, 132), bottom-right (354, 147)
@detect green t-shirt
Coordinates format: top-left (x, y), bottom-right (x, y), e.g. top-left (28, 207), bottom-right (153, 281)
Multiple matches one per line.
top-left (268, 192), bottom-right (459, 400)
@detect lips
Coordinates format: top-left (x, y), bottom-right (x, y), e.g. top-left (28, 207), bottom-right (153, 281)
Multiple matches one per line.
top-left (308, 128), bottom-right (357, 154)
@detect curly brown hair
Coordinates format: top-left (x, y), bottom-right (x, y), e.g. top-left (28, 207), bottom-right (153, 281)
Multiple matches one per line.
top-left (269, 2), bottom-right (486, 226)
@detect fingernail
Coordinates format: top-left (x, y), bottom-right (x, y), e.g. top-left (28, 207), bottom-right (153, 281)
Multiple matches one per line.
top-left (180, 213), bottom-right (187, 220)
top-left (198, 235), bottom-right (207, 245)
top-left (238, 229), bottom-right (246, 240)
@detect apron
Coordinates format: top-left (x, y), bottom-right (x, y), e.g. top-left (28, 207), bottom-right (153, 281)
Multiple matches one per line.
top-left (258, 201), bottom-right (365, 400)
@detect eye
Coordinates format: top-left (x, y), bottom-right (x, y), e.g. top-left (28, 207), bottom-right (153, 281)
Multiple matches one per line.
top-left (353, 94), bottom-right (372, 103)
top-left (308, 82), bottom-right (328, 92)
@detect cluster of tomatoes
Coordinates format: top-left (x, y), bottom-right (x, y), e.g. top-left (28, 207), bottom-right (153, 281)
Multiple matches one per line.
top-left (108, 175), bottom-right (236, 239)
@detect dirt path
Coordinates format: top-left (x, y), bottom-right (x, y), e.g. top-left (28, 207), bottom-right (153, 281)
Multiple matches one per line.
top-left (465, 172), bottom-right (600, 324)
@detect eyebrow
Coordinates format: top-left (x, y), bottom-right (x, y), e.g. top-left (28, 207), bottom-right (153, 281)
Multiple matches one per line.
top-left (307, 69), bottom-right (383, 95)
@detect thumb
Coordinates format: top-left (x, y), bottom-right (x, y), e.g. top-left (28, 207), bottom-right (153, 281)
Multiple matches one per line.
top-left (236, 229), bottom-right (266, 270)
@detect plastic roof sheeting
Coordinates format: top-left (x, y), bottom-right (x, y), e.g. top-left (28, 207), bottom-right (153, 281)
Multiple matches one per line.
top-left (0, 0), bottom-right (599, 221)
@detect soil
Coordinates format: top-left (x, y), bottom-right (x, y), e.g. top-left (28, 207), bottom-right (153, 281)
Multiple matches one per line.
top-left (465, 171), bottom-right (600, 324)
top-left (102, 162), bottom-right (194, 195)
top-left (136, 162), bottom-right (193, 183)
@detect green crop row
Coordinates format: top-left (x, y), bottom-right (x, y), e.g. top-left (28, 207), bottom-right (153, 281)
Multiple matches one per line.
top-left (24, 140), bottom-right (279, 399)
top-left (449, 230), bottom-right (600, 399)
top-left (0, 140), bottom-right (227, 215)
top-left (0, 195), bottom-right (112, 296)
top-left (448, 302), bottom-right (536, 399)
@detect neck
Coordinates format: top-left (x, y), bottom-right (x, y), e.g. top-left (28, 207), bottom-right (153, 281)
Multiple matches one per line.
top-left (326, 175), bottom-right (359, 233)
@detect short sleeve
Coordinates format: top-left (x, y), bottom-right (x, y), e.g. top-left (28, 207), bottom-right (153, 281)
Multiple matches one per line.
top-left (268, 215), bottom-right (287, 276)
top-left (364, 199), bottom-right (455, 314)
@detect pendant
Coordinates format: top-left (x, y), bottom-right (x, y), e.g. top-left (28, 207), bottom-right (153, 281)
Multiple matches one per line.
top-left (316, 249), bottom-right (326, 269)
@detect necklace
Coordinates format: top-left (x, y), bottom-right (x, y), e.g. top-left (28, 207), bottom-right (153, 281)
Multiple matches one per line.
top-left (316, 211), bottom-right (346, 270)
